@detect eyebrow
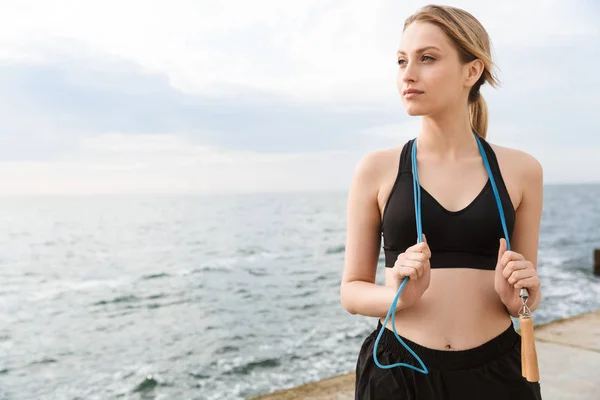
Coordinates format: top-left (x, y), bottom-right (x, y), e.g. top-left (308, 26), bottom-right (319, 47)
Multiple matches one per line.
top-left (397, 46), bottom-right (441, 56)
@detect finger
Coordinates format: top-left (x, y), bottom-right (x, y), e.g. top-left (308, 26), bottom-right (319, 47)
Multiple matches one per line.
top-left (396, 259), bottom-right (424, 278)
top-left (508, 268), bottom-right (536, 285)
top-left (501, 250), bottom-right (525, 268)
top-left (396, 266), bottom-right (420, 280)
top-left (403, 251), bottom-right (429, 264)
top-left (417, 244), bottom-right (431, 259)
top-left (394, 255), bottom-right (423, 277)
top-left (502, 260), bottom-right (531, 279)
top-left (407, 242), bottom-right (431, 258)
top-left (406, 241), bottom-right (423, 252)
top-left (496, 238), bottom-right (507, 273)
top-left (497, 238), bottom-right (506, 260)
top-left (513, 276), bottom-right (541, 290)
top-left (419, 235), bottom-right (432, 258)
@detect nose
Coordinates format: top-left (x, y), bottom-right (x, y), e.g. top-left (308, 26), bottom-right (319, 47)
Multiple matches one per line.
top-left (400, 61), bottom-right (417, 84)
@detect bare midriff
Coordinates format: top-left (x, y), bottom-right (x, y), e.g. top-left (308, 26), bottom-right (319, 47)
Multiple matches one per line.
top-left (380, 267), bottom-right (513, 351)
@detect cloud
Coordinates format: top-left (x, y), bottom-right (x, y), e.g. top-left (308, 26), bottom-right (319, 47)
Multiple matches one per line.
top-left (0, 0), bottom-right (598, 194)
top-left (0, 132), bottom-right (356, 195)
top-left (1, 0), bottom-right (597, 100)
top-left (0, 53), bottom-right (404, 157)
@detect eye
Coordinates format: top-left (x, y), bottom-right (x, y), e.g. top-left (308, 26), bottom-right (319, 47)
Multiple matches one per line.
top-left (397, 55), bottom-right (435, 66)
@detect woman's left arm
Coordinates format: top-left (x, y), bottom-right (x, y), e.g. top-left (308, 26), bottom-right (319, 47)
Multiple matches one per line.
top-left (495, 152), bottom-right (544, 317)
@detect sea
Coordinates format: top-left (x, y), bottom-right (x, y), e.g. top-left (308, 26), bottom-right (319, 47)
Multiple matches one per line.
top-left (1, 184), bottom-right (600, 400)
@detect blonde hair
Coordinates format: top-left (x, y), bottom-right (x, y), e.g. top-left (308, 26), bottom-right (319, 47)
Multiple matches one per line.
top-left (404, 5), bottom-right (499, 138)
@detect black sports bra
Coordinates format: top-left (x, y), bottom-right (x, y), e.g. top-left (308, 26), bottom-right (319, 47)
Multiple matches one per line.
top-left (381, 137), bottom-right (515, 270)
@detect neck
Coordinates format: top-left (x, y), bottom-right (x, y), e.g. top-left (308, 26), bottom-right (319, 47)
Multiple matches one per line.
top-left (416, 105), bottom-right (478, 160)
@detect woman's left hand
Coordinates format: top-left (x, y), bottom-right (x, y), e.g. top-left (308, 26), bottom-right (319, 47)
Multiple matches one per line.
top-left (494, 238), bottom-right (541, 308)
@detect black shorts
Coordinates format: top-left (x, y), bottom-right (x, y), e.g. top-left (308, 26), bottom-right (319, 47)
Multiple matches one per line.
top-left (355, 320), bottom-right (542, 400)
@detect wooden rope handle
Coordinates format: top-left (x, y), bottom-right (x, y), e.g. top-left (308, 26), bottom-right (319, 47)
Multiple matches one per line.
top-left (519, 316), bottom-right (540, 382)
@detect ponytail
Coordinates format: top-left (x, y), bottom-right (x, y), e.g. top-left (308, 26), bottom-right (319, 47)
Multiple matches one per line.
top-left (469, 92), bottom-right (488, 139)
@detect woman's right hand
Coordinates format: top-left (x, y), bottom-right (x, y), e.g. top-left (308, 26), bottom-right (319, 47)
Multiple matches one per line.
top-left (391, 234), bottom-right (432, 308)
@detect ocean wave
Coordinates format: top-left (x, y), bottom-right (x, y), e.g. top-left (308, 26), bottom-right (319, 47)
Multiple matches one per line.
top-left (93, 295), bottom-right (140, 306)
top-left (325, 245), bottom-right (345, 254)
top-left (223, 357), bottom-right (281, 376)
top-left (140, 273), bottom-right (171, 280)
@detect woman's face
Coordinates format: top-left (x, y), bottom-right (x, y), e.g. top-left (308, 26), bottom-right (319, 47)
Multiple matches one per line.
top-left (397, 21), bottom-right (468, 117)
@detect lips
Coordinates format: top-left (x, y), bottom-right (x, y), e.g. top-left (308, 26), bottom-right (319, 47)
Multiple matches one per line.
top-left (403, 88), bottom-right (424, 100)
top-left (403, 88), bottom-right (424, 96)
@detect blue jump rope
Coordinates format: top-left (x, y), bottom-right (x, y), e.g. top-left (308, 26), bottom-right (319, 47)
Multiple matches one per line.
top-left (373, 133), bottom-right (526, 372)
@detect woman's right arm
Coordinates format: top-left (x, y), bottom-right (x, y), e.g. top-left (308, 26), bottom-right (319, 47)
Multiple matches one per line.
top-left (339, 151), bottom-right (414, 317)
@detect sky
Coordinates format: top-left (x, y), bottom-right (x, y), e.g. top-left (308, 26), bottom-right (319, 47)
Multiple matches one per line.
top-left (0, 0), bottom-right (598, 195)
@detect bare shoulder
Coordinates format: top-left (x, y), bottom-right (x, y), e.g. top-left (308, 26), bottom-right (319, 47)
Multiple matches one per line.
top-left (351, 147), bottom-right (401, 190)
top-left (489, 143), bottom-right (543, 211)
top-left (347, 146), bottom-right (404, 232)
top-left (490, 143), bottom-right (543, 184)
top-left (353, 147), bottom-right (399, 174)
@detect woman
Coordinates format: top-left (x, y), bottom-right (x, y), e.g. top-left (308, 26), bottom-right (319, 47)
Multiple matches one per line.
top-left (340, 5), bottom-right (543, 400)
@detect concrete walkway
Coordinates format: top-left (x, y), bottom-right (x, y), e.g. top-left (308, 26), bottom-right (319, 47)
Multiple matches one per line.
top-left (250, 309), bottom-right (600, 400)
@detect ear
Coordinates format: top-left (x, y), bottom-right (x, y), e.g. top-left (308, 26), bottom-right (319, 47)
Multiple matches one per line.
top-left (464, 58), bottom-right (484, 88)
